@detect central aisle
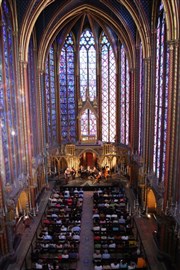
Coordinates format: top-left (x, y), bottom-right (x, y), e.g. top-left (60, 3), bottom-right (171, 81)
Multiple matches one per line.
top-left (77, 191), bottom-right (94, 270)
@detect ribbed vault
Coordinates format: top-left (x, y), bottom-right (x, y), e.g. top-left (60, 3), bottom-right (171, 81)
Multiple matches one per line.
top-left (18, 0), bottom-right (156, 63)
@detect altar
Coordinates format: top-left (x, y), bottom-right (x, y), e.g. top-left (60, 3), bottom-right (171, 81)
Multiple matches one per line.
top-left (47, 141), bottom-right (130, 181)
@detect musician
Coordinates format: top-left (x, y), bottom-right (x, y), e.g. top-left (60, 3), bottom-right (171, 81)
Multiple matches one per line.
top-left (78, 165), bottom-right (86, 178)
top-left (92, 166), bottom-right (99, 179)
top-left (71, 167), bottom-right (76, 179)
top-left (104, 166), bottom-right (110, 180)
top-left (64, 168), bottom-right (71, 180)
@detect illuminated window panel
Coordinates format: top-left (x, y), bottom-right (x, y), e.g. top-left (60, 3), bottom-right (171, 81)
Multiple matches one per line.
top-left (138, 43), bottom-right (144, 156)
top-left (45, 45), bottom-right (57, 145)
top-left (79, 29), bottom-right (96, 101)
top-left (153, 3), bottom-right (169, 182)
top-left (120, 45), bottom-right (130, 145)
top-left (80, 109), bottom-right (97, 140)
top-left (1, 1), bottom-right (20, 182)
top-left (59, 33), bottom-right (76, 143)
top-left (101, 32), bottom-right (116, 142)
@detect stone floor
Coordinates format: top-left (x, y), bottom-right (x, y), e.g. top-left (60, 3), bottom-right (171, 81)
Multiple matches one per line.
top-left (7, 176), bottom-right (166, 270)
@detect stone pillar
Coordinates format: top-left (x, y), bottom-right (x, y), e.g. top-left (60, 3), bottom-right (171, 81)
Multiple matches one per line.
top-left (129, 68), bottom-right (135, 150)
top-left (164, 41), bottom-right (179, 202)
top-left (19, 61), bottom-right (32, 174)
top-left (143, 58), bottom-right (151, 171)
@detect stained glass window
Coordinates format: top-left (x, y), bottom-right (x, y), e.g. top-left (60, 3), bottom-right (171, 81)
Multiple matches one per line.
top-left (80, 109), bottom-right (97, 141)
top-left (101, 32), bottom-right (116, 142)
top-left (28, 36), bottom-right (39, 155)
top-left (0, 0), bottom-right (20, 183)
top-left (59, 33), bottom-right (76, 143)
top-left (79, 29), bottom-right (96, 101)
top-left (153, 3), bottom-right (169, 181)
top-left (45, 45), bottom-right (57, 145)
top-left (120, 45), bottom-right (130, 145)
top-left (78, 29), bottom-right (97, 139)
top-left (138, 43), bottom-right (144, 155)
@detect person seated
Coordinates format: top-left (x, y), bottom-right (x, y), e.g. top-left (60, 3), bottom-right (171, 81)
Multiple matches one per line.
top-left (120, 259), bottom-right (128, 268)
top-left (71, 167), bottom-right (76, 179)
top-left (110, 260), bottom-right (120, 269)
top-left (128, 261), bottom-right (136, 269)
top-left (71, 225), bottom-right (81, 233)
top-left (104, 166), bottom-right (110, 179)
top-left (51, 213), bottom-right (58, 219)
top-left (69, 251), bottom-right (78, 260)
top-left (92, 224), bottom-right (100, 232)
top-left (92, 212), bottom-right (100, 220)
top-left (64, 168), bottom-right (71, 180)
top-left (121, 235), bottom-right (129, 240)
top-left (93, 249), bottom-right (102, 259)
top-left (72, 232), bottom-right (80, 241)
top-left (62, 250), bottom-right (69, 259)
top-left (101, 249), bottom-right (111, 259)
top-left (64, 188), bottom-right (70, 198)
top-left (94, 262), bottom-right (103, 270)
top-left (43, 231), bottom-right (52, 240)
top-left (92, 166), bottom-right (99, 178)
top-left (61, 225), bottom-right (67, 232)
top-left (109, 240), bottom-right (116, 248)
top-left (35, 261), bottom-right (43, 269)
top-left (58, 233), bottom-right (66, 240)
top-left (119, 215), bottom-right (126, 224)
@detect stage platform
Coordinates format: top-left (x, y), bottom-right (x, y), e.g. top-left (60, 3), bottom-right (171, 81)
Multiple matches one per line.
top-left (51, 173), bottom-right (129, 190)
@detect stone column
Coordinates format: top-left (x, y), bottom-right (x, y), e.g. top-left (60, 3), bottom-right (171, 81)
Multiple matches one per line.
top-left (143, 58), bottom-right (151, 172)
top-left (129, 68), bottom-right (136, 150)
top-left (164, 41), bottom-right (179, 202)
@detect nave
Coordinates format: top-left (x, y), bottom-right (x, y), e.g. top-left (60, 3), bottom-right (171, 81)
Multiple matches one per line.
top-left (6, 179), bottom-right (166, 270)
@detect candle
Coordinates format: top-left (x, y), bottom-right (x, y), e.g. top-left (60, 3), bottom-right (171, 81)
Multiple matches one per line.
top-left (167, 200), bottom-right (169, 208)
top-left (33, 208), bottom-right (36, 216)
top-left (29, 191), bottom-right (32, 210)
top-left (175, 201), bottom-right (178, 209)
top-left (19, 200), bottom-right (22, 213)
top-left (16, 207), bottom-right (19, 217)
top-left (143, 202), bottom-right (146, 211)
top-left (36, 203), bottom-right (39, 212)
top-left (129, 206), bottom-right (131, 216)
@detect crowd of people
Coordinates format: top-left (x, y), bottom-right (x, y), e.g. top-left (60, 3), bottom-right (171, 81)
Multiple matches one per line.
top-left (31, 187), bottom-right (83, 269)
top-left (31, 185), bottom-right (147, 270)
top-left (92, 187), bottom-right (147, 270)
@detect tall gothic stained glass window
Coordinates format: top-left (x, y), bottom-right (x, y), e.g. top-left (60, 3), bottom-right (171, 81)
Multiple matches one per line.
top-left (153, 3), bottom-right (169, 181)
top-left (101, 32), bottom-right (116, 142)
top-left (59, 33), bottom-right (76, 143)
top-left (79, 29), bottom-right (96, 101)
top-left (0, 0), bottom-right (20, 183)
top-left (120, 45), bottom-right (130, 145)
top-left (45, 45), bottom-right (57, 145)
top-left (80, 109), bottom-right (97, 140)
top-left (79, 29), bottom-right (97, 140)
top-left (138, 42), bottom-right (144, 155)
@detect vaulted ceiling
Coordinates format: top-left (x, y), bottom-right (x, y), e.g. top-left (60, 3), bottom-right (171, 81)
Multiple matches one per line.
top-left (13, 0), bottom-right (178, 67)
top-left (14, 1), bottom-right (152, 62)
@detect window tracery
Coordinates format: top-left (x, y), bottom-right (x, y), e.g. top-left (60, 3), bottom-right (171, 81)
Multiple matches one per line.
top-left (153, 3), bottom-right (169, 181)
top-left (45, 44), bottom-right (57, 145)
top-left (120, 45), bottom-right (130, 145)
top-left (0, 0), bottom-right (19, 182)
top-left (101, 32), bottom-right (116, 143)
